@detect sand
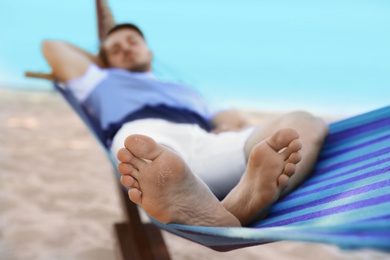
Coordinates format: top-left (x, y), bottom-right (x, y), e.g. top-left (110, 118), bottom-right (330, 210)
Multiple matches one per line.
top-left (1, 89), bottom-right (389, 260)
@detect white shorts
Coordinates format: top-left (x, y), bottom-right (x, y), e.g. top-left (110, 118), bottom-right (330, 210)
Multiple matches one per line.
top-left (110, 119), bottom-right (254, 198)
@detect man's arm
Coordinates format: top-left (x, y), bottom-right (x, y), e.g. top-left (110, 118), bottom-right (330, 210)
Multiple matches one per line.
top-left (96, 0), bottom-right (116, 42)
top-left (211, 110), bottom-right (252, 134)
top-left (42, 40), bottom-right (104, 82)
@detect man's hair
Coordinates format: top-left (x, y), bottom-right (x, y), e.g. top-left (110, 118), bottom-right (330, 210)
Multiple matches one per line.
top-left (105, 23), bottom-right (144, 39)
top-left (98, 23), bottom-right (145, 66)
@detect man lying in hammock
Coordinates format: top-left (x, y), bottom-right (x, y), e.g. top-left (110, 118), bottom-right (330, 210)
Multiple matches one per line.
top-left (42, 23), bottom-right (328, 227)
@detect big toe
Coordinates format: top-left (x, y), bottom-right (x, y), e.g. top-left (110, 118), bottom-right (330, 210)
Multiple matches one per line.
top-left (124, 134), bottom-right (163, 160)
top-left (267, 128), bottom-right (300, 152)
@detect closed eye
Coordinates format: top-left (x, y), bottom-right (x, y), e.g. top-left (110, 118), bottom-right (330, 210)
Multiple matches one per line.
top-left (127, 36), bottom-right (138, 45)
top-left (109, 45), bottom-right (120, 55)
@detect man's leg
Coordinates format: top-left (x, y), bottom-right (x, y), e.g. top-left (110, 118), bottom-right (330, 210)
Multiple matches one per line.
top-left (244, 111), bottom-right (329, 196)
top-left (221, 128), bottom-right (304, 225)
top-left (221, 111), bottom-right (328, 225)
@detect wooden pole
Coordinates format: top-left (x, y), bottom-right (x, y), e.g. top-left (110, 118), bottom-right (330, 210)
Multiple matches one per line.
top-left (25, 71), bottom-right (55, 80)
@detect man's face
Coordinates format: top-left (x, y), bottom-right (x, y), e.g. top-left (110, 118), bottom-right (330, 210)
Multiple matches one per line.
top-left (103, 29), bottom-right (152, 72)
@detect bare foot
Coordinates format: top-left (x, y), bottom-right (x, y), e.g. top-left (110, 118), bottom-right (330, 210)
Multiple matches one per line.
top-left (117, 134), bottom-right (241, 227)
top-left (222, 128), bottom-right (302, 225)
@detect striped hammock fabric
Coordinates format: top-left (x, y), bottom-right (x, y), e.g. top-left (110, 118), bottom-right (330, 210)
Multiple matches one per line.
top-left (154, 105), bottom-right (390, 252)
top-left (55, 84), bottom-right (390, 252)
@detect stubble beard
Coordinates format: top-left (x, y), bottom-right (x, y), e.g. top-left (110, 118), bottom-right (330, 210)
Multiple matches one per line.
top-left (126, 62), bottom-right (151, 72)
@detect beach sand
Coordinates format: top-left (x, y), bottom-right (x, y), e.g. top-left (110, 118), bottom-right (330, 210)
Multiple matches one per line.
top-left (1, 89), bottom-right (389, 260)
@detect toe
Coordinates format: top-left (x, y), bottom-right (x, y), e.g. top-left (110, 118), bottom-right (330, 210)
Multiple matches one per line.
top-left (277, 174), bottom-right (290, 189)
top-left (118, 144), bottom-right (148, 171)
top-left (118, 162), bottom-right (133, 175)
top-left (118, 162), bottom-right (140, 179)
top-left (117, 148), bottom-right (133, 163)
top-left (121, 175), bottom-right (140, 189)
top-left (124, 135), bottom-right (163, 161)
top-left (281, 139), bottom-right (302, 160)
top-left (118, 145), bottom-right (149, 171)
top-left (266, 128), bottom-right (300, 152)
top-left (287, 152), bottom-right (302, 164)
top-left (128, 188), bottom-right (142, 205)
top-left (283, 163), bottom-right (296, 177)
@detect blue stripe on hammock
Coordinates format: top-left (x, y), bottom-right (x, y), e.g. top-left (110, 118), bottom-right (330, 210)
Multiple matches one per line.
top-left (270, 179), bottom-right (390, 218)
top-left (259, 195), bottom-right (390, 227)
top-left (315, 146), bottom-right (390, 174)
top-left (300, 156), bottom-right (390, 189)
top-left (271, 178), bottom-right (390, 220)
top-left (320, 133), bottom-right (390, 160)
top-left (284, 166), bottom-right (389, 201)
top-left (329, 105), bottom-right (390, 133)
top-left (325, 117), bottom-right (390, 145)
top-left (272, 187), bottom-right (388, 226)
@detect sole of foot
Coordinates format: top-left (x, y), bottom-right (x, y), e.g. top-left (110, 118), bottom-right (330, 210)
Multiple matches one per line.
top-left (222, 128), bottom-right (302, 225)
top-left (117, 134), bottom-right (241, 227)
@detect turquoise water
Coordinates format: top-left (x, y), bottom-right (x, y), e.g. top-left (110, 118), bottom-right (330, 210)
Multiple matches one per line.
top-left (1, 0), bottom-right (389, 116)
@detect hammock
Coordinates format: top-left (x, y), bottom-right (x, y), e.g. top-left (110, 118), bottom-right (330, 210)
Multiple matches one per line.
top-left (53, 83), bottom-right (390, 252)
top-left (155, 105), bottom-right (390, 252)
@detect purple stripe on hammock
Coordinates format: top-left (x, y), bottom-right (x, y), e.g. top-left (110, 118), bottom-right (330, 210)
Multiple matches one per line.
top-left (209, 242), bottom-right (273, 253)
top-left (330, 107), bottom-right (390, 134)
top-left (325, 117), bottom-right (390, 145)
top-left (300, 156), bottom-right (390, 189)
top-left (319, 134), bottom-right (390, 161)
top-left (302, 232), bottom-right (390, 239)
top-left (281, 166), bottom-right (390, 203)
top-left (312, 146), bottom-right (390, 176)
top-left (357, 214), bottom-right (390, 222)
top-left (259, 194), bottom-right (390, 228)
top-left (269, 179), bottom-right (390, 218)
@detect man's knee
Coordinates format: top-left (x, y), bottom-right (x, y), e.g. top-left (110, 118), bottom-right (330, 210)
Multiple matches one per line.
top-left (284, 111), bottom-right (318, 122)
top-left (278, 111), bottom-right (328, 141)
